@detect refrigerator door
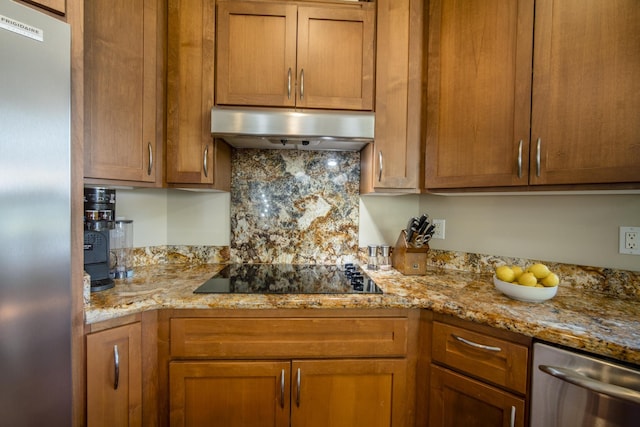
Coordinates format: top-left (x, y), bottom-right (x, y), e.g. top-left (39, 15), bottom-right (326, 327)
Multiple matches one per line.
top-left (0, 0), bottom-right (72, 425)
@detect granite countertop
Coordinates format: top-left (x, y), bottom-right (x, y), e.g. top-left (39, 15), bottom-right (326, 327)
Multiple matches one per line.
top-left (86, 263), bottom-right (640, 366)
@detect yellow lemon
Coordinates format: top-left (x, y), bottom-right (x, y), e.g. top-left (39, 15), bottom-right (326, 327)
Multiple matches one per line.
top-left (541, 273), bottom-right (559, 287)
top-left (518, 272), bottom-right (538, 287)
top-left (529, 263), bottom-right (551, 279)
top-left (511, 265), bottom-right (524, 280)
top-left (496, 265), bottom-right (515, 282)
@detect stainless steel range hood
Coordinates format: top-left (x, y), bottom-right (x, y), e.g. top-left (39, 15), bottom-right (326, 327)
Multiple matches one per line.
top-left (211, 107), bottom-right (374, 151)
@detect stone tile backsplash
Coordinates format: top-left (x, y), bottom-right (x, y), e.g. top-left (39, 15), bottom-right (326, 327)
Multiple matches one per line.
top-left (229, 149), bottom-right (360, 264)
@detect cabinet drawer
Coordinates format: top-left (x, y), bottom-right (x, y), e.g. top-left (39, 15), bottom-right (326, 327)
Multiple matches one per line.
top-left (171, 317), bottom-right (408, 358)
top-left (432, 321), bottom-right (528, 394)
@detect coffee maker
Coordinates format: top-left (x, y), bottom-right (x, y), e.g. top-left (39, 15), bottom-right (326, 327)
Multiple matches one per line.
top-left (84, 187), bottom-right (115, 291)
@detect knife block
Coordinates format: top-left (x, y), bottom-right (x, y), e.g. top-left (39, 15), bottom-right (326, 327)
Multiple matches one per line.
top-left (392, 230), bottom-right (429, 275)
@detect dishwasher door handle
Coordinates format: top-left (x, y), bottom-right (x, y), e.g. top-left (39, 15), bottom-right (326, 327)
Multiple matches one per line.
top-left (539, 365), bottom-right (640, 405)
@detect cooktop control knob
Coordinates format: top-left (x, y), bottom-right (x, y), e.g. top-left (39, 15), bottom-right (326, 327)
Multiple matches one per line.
top-left (350, 273), bottom-right (364, 290)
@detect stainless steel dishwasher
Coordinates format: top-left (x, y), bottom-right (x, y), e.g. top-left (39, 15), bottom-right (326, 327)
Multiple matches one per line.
top-left (531, 342), bottom-right (640, 427)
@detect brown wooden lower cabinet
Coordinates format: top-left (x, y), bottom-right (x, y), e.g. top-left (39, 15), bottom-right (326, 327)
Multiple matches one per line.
top-left (169, 358), bottom-right (407, 427)
top-left (429, 365), bottom-right (525, 427)
top-left (427, 316), bottom-right (531, 427)
top-left (169, 360), bottom-right (289, 427)
top-left (86, 322), bottom-right (142, 427)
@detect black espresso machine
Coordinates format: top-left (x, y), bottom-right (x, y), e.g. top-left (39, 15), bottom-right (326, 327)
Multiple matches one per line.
top-left (84, 187), bottom-right (116, 291)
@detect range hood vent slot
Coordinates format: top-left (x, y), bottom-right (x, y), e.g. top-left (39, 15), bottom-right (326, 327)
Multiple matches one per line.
top-left (211, 107), bottom-right (374, 151)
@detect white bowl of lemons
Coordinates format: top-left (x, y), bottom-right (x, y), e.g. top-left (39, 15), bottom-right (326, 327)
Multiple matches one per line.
top-left (493, 264), bottom-right (559, 303)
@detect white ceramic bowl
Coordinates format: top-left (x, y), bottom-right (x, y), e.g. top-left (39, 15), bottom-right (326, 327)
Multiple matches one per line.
top-left (493, 275), bottom-right (557, 303)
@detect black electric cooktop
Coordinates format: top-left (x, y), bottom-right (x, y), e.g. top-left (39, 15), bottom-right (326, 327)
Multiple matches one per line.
top-left (193, 264), bottom-right (383, 294)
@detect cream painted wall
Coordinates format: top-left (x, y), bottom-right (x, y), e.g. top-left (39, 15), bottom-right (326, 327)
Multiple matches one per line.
top-left (113, 188), bottom-right (168, 247)
top-left (359, 195), bottom-right (420, 247)
top-left (419, 193), bottom-right (640, 271)
top-left (115, 189), bottom-right (230, 247)
top-left (166, 190), bottom-right (230, 245)
top-left (117, 188), bottom-right (640, 272)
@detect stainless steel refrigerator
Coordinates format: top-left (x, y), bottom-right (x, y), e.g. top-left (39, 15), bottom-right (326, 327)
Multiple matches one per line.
top-left (0, 0), bottom-right (72, 425)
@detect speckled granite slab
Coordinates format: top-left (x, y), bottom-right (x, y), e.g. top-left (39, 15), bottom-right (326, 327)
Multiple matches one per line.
top-left (230, 149), bottom-right (360, 265)
top-left (128, 245), bottom-right (640, 301)
top-left (85, 263), bottom-right (640, 365)
top-left (92, 244), bottom-right (639, 365)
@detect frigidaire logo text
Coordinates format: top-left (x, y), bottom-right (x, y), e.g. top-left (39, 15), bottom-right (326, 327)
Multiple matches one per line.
top-left (1, 15), bottom-right (42, 38)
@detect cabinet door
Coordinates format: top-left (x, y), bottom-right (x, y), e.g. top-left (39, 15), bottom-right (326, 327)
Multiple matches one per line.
top-left (429, 365), bottom-right (525, 427)
top-left (530, 0), bottom-right (640, 185)
top-left (86, 322), bottom-right (142, 427)
top-left (216, 0), bottom-right (297, 107)
top-left (84, 0), bottom-right (160, 184)
top-left (169, 360), bottom-right (290, 427)
top-left (291, 359), bottom-right (408, 427)
top-left (296, 5), bottom-right (374, 110)
top-left (424, 0), bottom-right (534, 189)
top-left (361, 0), bottom-right (424, 193)
top-left (166, 0), bottom-right (231, 189)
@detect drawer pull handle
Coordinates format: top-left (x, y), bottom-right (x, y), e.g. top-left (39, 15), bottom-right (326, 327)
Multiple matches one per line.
top-left (296, 367), bottom-right (301, 407)
top-left (113, 344), bottom-right (120, 390)
top-left (452, 334), bottom-right (501, 352)
top-left (287, 68), bottom-right (292, 100)
top-left (280, 369), bottom-right (285, 409)
top-left (378, 151), bottom-right (383, 182)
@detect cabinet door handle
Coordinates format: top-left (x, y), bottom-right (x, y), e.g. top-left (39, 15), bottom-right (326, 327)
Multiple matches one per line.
top-left (280, 369), bottom-right (285, 409)
top-left (287, 68), bottom-right (292, 100)
top-left (113, 344), bottom-right (120, 390)
top-left (296, 367), bottom-right (301, 407)
top-left (378, 151), bottom-right (383, 182)
top-left (203, 144), bottom-right (209, 178)
top-left (517, 140), bottom-right (523, 178)
top-left (147, 142), bottom-right (153, 176)
top-left (510, 405), bottom-right (516, 427)
top-left (536, 138), bottom-right (541, 177)
top-left (299, 69), bottom-right (304, 100)
top-left (452, 334), bottom-right (502, 352)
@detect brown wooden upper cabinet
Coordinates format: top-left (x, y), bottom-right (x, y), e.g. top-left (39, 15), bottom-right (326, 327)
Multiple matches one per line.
top-left (215, 0), bottom-right (375, 111)
top-left (17, 0), bottom-right (65, 16)
top-left (361, 0), bottom-right (425, 194)
top-left (18, 0), bottom-right (67, 16)
top-left (166, 0), bottom-right (231, 190)
top-left (84, 0), bottom-right (164, 186)
top-left (425, 0), bottom-right (640, 190)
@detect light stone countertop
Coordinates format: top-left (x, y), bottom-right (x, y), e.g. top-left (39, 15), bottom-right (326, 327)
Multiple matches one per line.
top-left (85, 263), bottom-right (640, 366)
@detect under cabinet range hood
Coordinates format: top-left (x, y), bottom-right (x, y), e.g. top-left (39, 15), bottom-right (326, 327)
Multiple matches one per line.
top-left (211, 107), bottom-right (375, 151)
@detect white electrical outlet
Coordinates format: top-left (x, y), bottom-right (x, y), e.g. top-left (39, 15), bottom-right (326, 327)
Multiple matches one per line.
top-left (619, 226), bottom-right (640, 255)
top-left (432, 219), bottom-right (445, 239)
